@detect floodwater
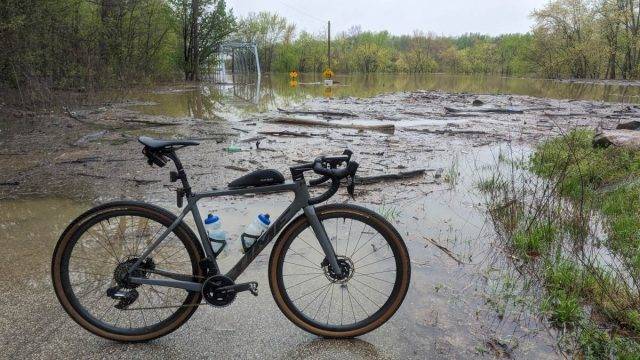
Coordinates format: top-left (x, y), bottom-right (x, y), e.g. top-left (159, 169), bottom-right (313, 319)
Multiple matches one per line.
top-left (1, 73), bottom-right (608, 358)
top-left (127, 73), bottom-right (640, 120)
top-left (0, 147), bottom-right (559, 359)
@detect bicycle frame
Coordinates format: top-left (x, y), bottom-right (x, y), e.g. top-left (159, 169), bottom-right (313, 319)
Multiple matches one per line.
top-left (127, 178), bottom-right (341, 292)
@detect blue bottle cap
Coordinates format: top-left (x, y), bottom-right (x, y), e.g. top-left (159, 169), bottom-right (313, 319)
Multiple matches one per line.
top-left (204, 214), bottom-right (219, 224)
top-left (258, 214), bottom-right (271, 225)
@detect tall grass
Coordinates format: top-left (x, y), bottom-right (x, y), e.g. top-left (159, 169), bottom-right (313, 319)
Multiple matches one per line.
top-left (480, 130), bottom-right (640, 358)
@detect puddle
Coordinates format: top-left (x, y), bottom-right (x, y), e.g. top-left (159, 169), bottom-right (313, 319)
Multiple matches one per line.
top-left (0, 142), bottom-right (560, 358)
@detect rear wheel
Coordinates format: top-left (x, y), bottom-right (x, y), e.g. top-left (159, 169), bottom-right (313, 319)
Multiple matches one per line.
top-left (51, 202), bottom-right (205, 342)
top-left (269, 204), bottom-right (411, 338)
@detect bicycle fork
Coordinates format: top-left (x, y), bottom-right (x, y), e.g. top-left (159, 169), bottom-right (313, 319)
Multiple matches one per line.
top-left (303, 206), bottom-right (342, 277)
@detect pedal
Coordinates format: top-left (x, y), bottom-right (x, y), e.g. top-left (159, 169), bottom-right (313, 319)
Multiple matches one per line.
top-left (218, 282), bottom-right (259, 297)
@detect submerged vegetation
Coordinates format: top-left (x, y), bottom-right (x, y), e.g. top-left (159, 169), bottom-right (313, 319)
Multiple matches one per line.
top-left (480, 131), bottom-right (640, 358)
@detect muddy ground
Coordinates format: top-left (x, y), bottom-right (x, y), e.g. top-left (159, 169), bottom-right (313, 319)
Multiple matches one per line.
top-left (1, 89), bottom-right (635, 201)
top-left (1, 88), bottom-right (636, 359)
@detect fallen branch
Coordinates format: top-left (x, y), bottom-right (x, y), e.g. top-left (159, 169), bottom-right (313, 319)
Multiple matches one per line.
top-left (75, 172), bottom-right (160, 185)
top-left (0, 181), bottom-right (19, 186)
top-left (356, 170), bottom-right (426, 185)
top-left (57, 156), bottom-right (130, 165)
top-left (404, 128), bottom-right (489, 136)
top-left (224, 165), bottom-right (249, 172)
top-left (232, 127), bottom-right (249, 133)
top-left (265, 117), bottom-right (394, 133)
top-left (259, 131), bottom-right (314, 138)
top-left (277, 108), bottom-right (357, 117)
top-left (444, 106), bottom-right (523, 114)
top-left (121, 119), bottom-right (179, 127)
top-left (424, 237), bottom-right (465, 265)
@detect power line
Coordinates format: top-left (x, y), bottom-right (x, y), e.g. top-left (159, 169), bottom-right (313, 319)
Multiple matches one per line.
top-left (276, 0), bottom-right (326, 24)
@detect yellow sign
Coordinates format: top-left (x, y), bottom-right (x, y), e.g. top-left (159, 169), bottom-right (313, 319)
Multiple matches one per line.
top-left (289, 79), bottom-right (298, 88)
top-left (289, 70), bottom-right (299, 79)
top-left (323, 69), bottom-right (334, 79)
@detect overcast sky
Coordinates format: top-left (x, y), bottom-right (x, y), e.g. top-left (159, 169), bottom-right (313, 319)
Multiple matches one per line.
top-left (227, 0), bottom-right (550, 37)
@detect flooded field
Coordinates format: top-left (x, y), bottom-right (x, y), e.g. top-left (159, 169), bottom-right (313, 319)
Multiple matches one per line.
top-left (124, 73), bottom-right (640, 120)
top-left (2, 74), bottom-right (638, 358)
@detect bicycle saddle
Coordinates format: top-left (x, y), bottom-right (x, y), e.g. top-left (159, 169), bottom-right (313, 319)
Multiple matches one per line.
top-left (138, 136), bottom-right (200, 150)
top-left (228, 169), bottom-right (285, 189)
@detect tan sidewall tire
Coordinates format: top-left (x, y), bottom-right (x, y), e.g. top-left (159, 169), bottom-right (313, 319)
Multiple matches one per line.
top-left (51, 202), bottom-right (204, 342)
top-left (268, 204), bottom-right (411, 338)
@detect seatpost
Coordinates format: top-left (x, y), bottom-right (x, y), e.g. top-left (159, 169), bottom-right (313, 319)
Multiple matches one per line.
top-left (166, 151), bottom-right (192, 200)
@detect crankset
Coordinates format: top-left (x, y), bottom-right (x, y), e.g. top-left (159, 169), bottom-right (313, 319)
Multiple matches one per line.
top-left (202, 275), bottom-right (258, 307)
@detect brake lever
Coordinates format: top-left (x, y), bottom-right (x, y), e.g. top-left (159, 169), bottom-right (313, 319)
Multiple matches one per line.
top-left (347, 175), bottom-right (356, 199)
top-left (346, 161), bottom-right (359, 199)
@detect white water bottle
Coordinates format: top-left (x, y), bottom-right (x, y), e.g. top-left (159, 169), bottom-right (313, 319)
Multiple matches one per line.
top-left (204, 214), bottom-right (227, 256)
top-left (240, 214), bottom-right (270, 253)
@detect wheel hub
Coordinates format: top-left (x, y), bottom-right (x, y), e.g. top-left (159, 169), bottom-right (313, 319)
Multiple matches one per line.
top-left (113, 257), bottom-right (154, 289)
top-left (202, 275), bottom-right (236, 307)
top-left (323, 256), bottom-right (354, 284)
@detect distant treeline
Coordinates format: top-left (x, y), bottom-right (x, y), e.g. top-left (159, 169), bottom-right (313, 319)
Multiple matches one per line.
top-left (3, 0), bottom-right (640, 97)
top-left (238, 0), bottom-right (640, 80)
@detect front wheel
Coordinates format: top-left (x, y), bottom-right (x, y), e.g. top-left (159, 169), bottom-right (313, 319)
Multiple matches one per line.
top-left (269, 204), bottom-right (411, 338)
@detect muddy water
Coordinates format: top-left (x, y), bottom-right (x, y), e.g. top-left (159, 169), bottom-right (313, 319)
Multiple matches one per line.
top-left (125, 73), bottom-right (640, 120)
top-left (0, 143), bottom-right (559, 358)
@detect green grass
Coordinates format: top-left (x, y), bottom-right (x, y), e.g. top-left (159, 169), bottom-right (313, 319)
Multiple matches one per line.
top-left (512, 222), bottom-right (556, 258)
top-left (479, 129), bottom-right (640, 357)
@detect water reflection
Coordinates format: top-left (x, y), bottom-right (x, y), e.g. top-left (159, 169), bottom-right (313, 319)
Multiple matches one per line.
top-left (126, 73), bottom-right (640, 121)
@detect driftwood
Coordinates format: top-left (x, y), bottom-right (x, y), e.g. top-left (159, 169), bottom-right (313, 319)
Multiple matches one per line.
top-left (277, 108), bottom-right (357, 118)
top-left (232, 127), bottom-right (249, 133)
top-left (404, 128), bottom-right (489, 136)
top-left (266, 117), bottom-right (395, 133)
top-left (444, 106), bottom-right (524, 114)
top-left (259, 131), bottom-right (314, 138)
top-left (75, 172), bottom-right (160, 185)
top-left (356, 169), bottom-right (426, 184)
top-left (424, 237), bottom-right (465, 265)
top-left (224, 165), bottom-right (249, 172)
top-left (57, 156), bottom-right (129, 165)
top-left (0, 181), bottom-right (19, 186)
top-left (121, 118), bottom-right (179, 127)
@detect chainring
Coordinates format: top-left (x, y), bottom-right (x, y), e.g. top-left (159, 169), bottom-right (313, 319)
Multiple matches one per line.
top-left (202, 275), bottom-right (236, 307)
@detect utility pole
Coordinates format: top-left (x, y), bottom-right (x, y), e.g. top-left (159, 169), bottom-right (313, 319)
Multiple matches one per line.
top-left (327, 20), bottom-right (331, 69)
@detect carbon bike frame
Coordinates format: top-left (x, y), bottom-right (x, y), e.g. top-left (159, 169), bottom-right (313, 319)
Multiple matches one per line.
top-left (126, 178), bottom-right (341, 292)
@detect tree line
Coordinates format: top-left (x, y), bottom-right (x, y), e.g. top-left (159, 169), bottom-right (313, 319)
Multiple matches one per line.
top-left (3, 0), bottom-right (640, 97)
top-left (238, 1), bottom-right (640, 80)
top-left (0, 0), bottom-right (234, 92)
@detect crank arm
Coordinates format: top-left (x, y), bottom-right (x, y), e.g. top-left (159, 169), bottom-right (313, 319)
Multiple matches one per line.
top-left (218, 282), bottom-right (259, 297)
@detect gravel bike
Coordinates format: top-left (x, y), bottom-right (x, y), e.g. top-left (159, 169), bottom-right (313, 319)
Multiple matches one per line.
top-left (51, 136), bottom-right (411, 342)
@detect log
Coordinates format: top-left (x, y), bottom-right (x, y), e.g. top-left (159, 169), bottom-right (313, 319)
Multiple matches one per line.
top-left (404, 128), bottom-right (489, 136)
top-left (121, 119), bottom-right (179, 127)
top-left (259, 131), bottom-right (314, 138)
top-left (593, 130), bottom-right (640, 150)
top-left (444, 106), bottom-right (524, 114)
top-left (265, 117), bottom-right (394, 133)
top-left (224, 165), bottom-right (249, 172)
top-left (356, 169), bottom-right (426, 185)
top-left (277, 108), bottom-right (357, 117)
top-left (75, 172), bottom-right (160, 185)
